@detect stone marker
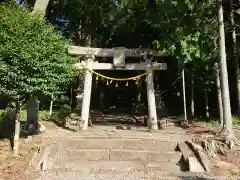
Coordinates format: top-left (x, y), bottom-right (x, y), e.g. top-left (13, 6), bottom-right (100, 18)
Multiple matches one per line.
top-left (189, 157), bottom-right (205, 172)
top-left (177, 142), bottom-right (206, 172)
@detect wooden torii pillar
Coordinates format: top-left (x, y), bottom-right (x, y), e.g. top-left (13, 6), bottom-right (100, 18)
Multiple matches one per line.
top-left (69, 46), bottom-right (167, 130)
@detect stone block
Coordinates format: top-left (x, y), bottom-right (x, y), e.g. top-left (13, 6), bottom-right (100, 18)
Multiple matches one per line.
top-left (189, 157), bottom-right (205, 173)
top-left (142, 139), bottom-right (177, 151)
top-left (110, 149), bottom-right (145, 161)
top-left (110, 150), bottom-right (181, 163)
top-left (53, 160), bottom-right (145, 171)
top-left (63, 139), bottom-right (142, 150)
top-left (65, 149), bottom-right (110, 161)
top-left (29, 143), bottom-right (56, 170)
top-left (146, 151), bottom-right (181, 163)
top-left (145, 162), bottom-right (181, 173)
top-left (177, 142), bottom-right (193, 162)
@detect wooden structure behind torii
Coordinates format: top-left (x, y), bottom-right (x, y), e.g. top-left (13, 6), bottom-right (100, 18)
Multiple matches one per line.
top-left (69, 46), bottom-right (167, 130)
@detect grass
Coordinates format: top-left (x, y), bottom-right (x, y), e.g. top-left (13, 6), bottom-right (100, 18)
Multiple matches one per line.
top-left (195, 116), bottom-right (240, 129)
top-left (40, 108), bottom-right (71, 124)
top-left (0, 109), bottom-right (50, 121)
top-left (0, 107), bottom-right (70, 139)
top-left (0, 109), bottom-right (27, 121)
top-left (195, 117), bottom-right (219, 126)
top-left (233, 117), bottom-right (240, 130)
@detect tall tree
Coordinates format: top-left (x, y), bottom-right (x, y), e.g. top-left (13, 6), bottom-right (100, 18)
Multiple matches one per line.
top-left (0, 2), bottom-right (77, 155)
top-left (182, 67), bottom-right (187, 123)
top-left (191, 68), bottom-right (195, 119)
top-left (26, 0), bottom-right (51, 133)
top-left (214, 62), bottom-right (223, 126)
top-left (217, 0), bottom-right (234, 139)
top-left (229, 0), bottom-right (240, 115)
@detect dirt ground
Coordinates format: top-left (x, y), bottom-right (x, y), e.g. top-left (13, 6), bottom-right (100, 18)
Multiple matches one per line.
top-left (185, 123), bottom-right (240, 179)
top-left (0, 121), bottom-right (61, 180)
top-left (0, 121), bottom-right (240, 180)
top-left (0, 137), bottom-right (41, 180)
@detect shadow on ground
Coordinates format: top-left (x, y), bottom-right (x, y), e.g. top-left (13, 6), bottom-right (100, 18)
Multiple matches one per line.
top-left (178, 175), bottom-right (220, 180)
top-left (0, 116), bottom-right (33, 149)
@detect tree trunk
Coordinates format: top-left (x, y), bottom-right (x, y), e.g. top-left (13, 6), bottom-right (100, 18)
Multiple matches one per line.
top-left (49, 94), bottom-right (53, 116)
top-left (27, 96), bottom-right (39, 132)
top-left (230, 0), bottom-right (240, 115)
top-left (71, 80), bottom-right (77, 109)
top-left (77, 20), bottom-right (84, 45)
top-left (99, 88), bottom-right (104, 111)
top-left (205, 90), bottom-right (209, 118)
top-left (77, 17), bottom-right (92, 46)
top-left (84, 18), bottom-right (92, 47)
top-left (32, 0), bottom-right (50, 13)
top-left (215, 62), bottom-right (224, 126)
top-left (27, 0), bottom-right (50, 134)
top-left (182, 68), bottom-right (187, 123)
top-left (217, 0), bottom-right (234, 137)
top-left (191, 71), bottom-right (195, 120)
top-left (70, 88), bottom-right (73, 107)
top-left (13, 101), bottom-right (21, 157)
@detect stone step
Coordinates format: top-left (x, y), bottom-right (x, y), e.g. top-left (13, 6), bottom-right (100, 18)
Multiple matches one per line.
top-left (57, 130), bottom-right (190, 142)
top-left (28, 169), bottom-right (215, 180)
top-left (52, 160), bottom-right (182, 173)
top-left (29, 170), bottom-right (181, 180)
top-left (63, 149), bottom-right (182, 163)
top-left (61, 138), bottom-right (177, 151)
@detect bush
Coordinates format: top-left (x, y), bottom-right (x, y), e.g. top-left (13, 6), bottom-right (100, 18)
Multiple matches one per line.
top-left (0, 2), bottom-right (78, 100)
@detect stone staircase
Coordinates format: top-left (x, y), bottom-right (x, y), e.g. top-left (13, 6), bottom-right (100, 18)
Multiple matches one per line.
top-left (28, 127), bottom-right (217, 180)
top-left (54, 138), bottom-right (181, 173)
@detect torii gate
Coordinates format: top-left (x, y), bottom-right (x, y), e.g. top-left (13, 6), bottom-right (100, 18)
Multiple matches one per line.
top-left (68, 46), bottom-right (167, 130)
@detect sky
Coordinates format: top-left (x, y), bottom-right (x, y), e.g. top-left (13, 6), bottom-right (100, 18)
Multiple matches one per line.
top-left (14, 0), bottom-right (67, 36)
top-left (15, 0), bottom-right (25, 8)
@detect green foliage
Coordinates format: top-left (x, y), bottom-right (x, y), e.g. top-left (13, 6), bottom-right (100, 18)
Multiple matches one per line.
top-left (0, 109), bottom-right (64, 122)
top-left (53, 95), bottom-right (71, 110)
top-left (236, 9), bottom-right (240, 15)
top-left (233, 117), bottom-right (240, 128)
top-left (47, 0), bottom-right (117, 44)
top-left (147, 0), bottom-right (218, 92)
top-left (0, 2), bottom-right (77, 101)
top-left (196, 117), bottom-right (219, 126)
top-left (40, 105), bottom-right (71, 127)
top-left (46, 0), bottom-right (217, 58)
top-left (0, 109), bottom-right (27, 121)
top-left (0, 111), bottom-right (4, 121)
top-left (151, 0), bottom-right (218, 64)
top-left (197, 116), bottom-right (240, 129)
top-left (43, 0), bottom-right (220, 100)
